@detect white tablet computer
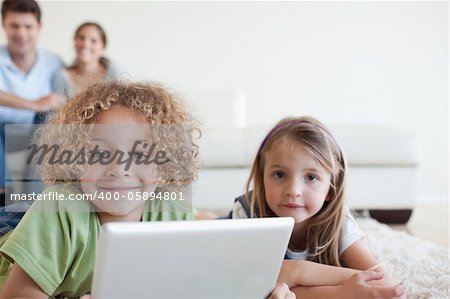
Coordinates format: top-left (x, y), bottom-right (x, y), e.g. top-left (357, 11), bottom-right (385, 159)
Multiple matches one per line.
top-left (91, 217), bottom-right (294, 299)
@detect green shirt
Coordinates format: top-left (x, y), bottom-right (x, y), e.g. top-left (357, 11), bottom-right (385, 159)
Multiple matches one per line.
top-left (0, 185), bottom-right (192, 297)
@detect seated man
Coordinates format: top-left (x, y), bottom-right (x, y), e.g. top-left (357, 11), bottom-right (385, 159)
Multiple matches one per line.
top-left (0, 0), bottom-right (65, 232)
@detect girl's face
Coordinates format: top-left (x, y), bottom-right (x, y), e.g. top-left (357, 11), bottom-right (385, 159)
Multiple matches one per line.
top-left (80, 105), bottom-right (157, 223)
top-left (263, 138), bottom-right (331, 224)
top-left (74, 25), bottom-right (105, 65)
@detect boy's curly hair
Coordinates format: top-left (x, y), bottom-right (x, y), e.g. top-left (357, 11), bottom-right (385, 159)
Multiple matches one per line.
top-left (35, 80), bottom-right (199, 188)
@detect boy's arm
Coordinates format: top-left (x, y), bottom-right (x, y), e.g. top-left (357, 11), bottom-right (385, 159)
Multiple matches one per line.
top-left (0, 264), bottom-right (48, 299)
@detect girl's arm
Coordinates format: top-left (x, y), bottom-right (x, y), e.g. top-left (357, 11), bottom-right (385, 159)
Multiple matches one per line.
top-left (340, 238), bottom-right (378, 270)
top-left (291, 271), bottom-right (406, 299)
top-left (340, 238), bottom-right (395, 286)
top-left (0, 264), bottom-right (48, 299)
top-left (278, 260), bottom-right (361, 287)
top-left (278, 250), bottom-right (400, 287)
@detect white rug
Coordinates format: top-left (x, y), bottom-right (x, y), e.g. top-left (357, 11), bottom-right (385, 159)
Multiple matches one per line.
top-left (357, 218), bottom-right (449, 299)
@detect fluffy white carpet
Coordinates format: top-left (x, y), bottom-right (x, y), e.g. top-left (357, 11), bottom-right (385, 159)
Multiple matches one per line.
top-left (357, 218), bottom-right (449, 299)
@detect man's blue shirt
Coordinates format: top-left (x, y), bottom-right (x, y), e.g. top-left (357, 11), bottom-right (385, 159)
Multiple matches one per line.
top-left (0, 46), bottom-right (64, 123)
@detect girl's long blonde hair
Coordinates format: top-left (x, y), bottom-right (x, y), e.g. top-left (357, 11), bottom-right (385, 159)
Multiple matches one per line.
top-left (245, 116), bottom-right (347, 266)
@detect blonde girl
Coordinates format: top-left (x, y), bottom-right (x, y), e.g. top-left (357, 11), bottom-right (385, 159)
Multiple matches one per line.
top-left (231, 116), bottom-right (406, 298)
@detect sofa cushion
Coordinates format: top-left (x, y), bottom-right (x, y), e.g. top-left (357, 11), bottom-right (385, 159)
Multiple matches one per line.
top-left (330, 125), bottom-right (418, 166)
top-left (197, 127), bottom-right (247, 167)
top-left (182, 89), bottom-right (247, 128)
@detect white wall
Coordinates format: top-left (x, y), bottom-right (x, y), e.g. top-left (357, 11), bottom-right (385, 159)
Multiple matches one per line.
top-left (1, 1), bottom-right (447, 202)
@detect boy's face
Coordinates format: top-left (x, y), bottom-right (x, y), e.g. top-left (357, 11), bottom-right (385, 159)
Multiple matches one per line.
top-left (263, 138), bottom-right (331, 224)
top-left (2, 12), bottom-right (41, 57)
top-left (80, 106), bottom-right (158, 221)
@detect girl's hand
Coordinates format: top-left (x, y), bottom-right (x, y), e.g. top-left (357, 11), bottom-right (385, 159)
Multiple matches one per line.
top-left (79, 295), bottom-right (91, 299)
top-left (268, 282), bottom-right (296, 299)
top-left (340, 271), bottom-right (406, 299)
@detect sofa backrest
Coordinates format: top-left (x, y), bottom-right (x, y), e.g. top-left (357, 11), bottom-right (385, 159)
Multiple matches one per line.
top-left (182, 90), bottom-right (419, 168)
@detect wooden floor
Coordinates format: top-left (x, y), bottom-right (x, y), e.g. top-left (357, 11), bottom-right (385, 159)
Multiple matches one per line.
top-left (389, 202), bottom-right (449, 248)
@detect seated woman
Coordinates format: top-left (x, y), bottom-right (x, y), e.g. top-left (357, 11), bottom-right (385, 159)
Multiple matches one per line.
top-left (51, 22), bottom-right (121, 98)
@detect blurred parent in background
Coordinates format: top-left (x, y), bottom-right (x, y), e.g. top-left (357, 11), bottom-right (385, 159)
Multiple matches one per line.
top-left (0, 0), bottom-right (64, 202)
top-left (51, 22), bottom-right (121, 98)
top-left (0, 0), bottom-right (64, 113)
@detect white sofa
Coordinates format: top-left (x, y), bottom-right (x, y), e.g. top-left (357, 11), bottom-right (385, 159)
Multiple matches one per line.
top-left (184, 90), bottom-right (419, 220)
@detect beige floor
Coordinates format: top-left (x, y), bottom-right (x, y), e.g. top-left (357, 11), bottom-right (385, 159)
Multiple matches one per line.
top-left (389, 202), bottom-right (449, 248)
